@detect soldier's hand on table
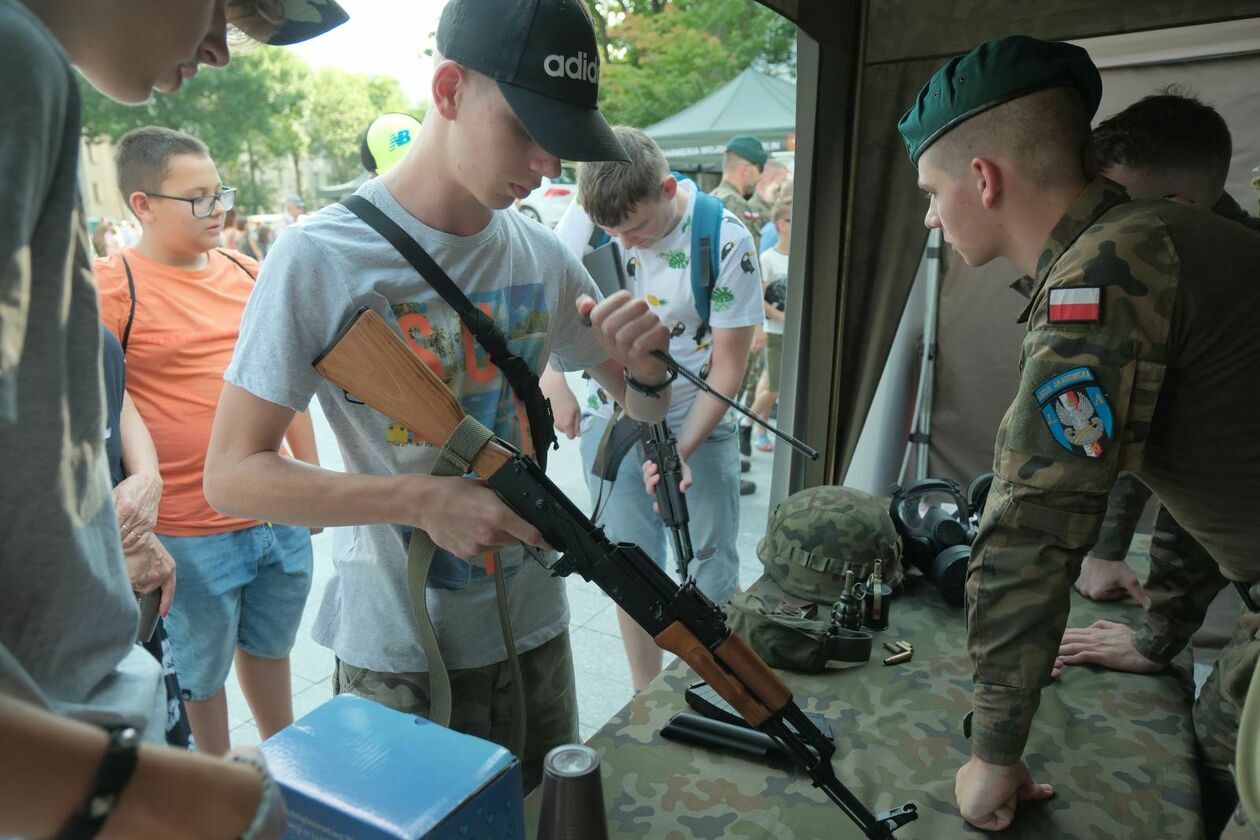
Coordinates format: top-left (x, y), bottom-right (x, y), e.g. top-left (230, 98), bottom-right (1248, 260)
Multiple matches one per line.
top-left (1074, 556), bottom-right (1150, 607)
top-left (1054, 619), bottom-right (1164, 678)
top-left (955, 756), bottom-right (1053, 831)
top-left (577, 292), bottom-right (671, 385)
top-left (641, 458), bottom-right (693, 501)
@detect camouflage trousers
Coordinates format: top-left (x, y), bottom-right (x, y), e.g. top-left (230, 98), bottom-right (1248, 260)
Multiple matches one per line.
top-left (1196, 581), bottom-right (1260, 823)
top-left (332, 631), bottom-right (579, 793)
top-left (737, 345), bottom-right (765, 405)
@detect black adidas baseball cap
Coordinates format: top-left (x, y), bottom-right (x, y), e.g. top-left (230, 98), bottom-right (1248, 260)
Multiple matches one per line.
top-left (437, 0), bottom-right (628, 163)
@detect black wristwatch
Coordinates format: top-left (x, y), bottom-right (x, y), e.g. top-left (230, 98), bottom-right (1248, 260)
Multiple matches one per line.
top-left (623, 365), bottom-right (677, 398)
top-left (53, 725), bottom-right (141, 839)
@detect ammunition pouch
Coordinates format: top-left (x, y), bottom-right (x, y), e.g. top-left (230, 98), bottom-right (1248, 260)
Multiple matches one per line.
top-left (727, 578), bottom-right (872, 672)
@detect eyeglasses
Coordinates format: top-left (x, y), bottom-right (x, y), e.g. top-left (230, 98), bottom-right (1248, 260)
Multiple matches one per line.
top-left (143, 187), bottom-right (236, 219)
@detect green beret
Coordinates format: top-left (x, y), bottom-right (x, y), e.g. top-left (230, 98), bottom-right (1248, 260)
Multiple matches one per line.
top-left (725, 135), bottom-right (768, 167)
top-left (898, 35), bottom-right (1102, 163)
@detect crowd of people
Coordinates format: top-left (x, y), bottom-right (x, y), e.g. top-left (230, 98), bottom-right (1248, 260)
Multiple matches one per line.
top-left (2, 0), bottom-right (1258, 838)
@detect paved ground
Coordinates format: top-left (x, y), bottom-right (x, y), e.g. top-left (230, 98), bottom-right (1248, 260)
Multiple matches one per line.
top-left (225, 374), bottom-right (775, 747)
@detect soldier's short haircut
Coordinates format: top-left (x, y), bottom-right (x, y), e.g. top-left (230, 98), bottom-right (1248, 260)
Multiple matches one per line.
top-left (115, 126), bottom-right (210, 200)
top-left (578, 126), bottom-right (669, 228)
top-left (1092, 88), bottom-right (1232, 189)
top-left (924, 86), bottom-right (1095, 189)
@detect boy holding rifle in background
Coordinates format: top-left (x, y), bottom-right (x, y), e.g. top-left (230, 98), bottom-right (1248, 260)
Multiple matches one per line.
top-left (550, 126), bottom-right (764, 690)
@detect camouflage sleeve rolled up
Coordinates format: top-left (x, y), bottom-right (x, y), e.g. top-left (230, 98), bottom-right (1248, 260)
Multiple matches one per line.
top-left (1133, 503), bottom-right (1228, 663)
top-left (968, 179), bottom-right (1180, 765)
top-left (1088, 471), bottom-right (1152, 562)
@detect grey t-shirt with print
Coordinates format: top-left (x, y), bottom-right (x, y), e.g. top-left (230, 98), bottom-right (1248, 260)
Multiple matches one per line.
top-left (225, 177), bottom-right (605, 674)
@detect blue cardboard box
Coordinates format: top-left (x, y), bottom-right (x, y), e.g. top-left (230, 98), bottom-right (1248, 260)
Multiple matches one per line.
top-left (260, 695), bottom-right (524, 839)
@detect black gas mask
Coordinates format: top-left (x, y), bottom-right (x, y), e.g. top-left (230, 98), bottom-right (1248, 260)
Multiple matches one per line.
top-left (888, 477), bottom-right (980, 607)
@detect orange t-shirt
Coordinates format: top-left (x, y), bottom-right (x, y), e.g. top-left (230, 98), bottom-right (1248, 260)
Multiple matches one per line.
top-left (96, 247), bottom-right (284, 536)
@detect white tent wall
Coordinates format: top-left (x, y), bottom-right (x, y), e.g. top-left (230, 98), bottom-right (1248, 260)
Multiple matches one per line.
top-left (841, 25), bottom-right (1260, 506)
top-left (842, 246), bottom-right (927, 495)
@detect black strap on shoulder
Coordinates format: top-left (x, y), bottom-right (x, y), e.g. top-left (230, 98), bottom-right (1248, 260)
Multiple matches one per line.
top-left (694, 235), bottom-right (715, 344)
top-left (120, 255), bottom-right (137, 355)
top-left (215, 248), bottom-right (257, 280)
top-left (341, 195), bottom-right (557, 467)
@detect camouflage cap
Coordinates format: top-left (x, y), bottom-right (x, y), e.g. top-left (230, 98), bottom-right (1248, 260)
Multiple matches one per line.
top-left (757, 485), bottom-right (903, 604)
top-left (897, 35), bottom-right (1102, 163)
top-left (265, 0), bottom-right (349, 46)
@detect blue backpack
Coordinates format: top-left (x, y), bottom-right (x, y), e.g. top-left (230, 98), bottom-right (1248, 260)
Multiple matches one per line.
top-left (588, 173), bottom-right (725, 342)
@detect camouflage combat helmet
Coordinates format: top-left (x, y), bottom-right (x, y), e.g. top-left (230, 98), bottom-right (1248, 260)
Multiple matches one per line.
top-left (757, 485), bottom-right (903, 604)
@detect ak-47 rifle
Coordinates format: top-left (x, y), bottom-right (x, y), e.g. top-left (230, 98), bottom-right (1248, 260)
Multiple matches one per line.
top-left (313, 308), bottom-right (918, 839)
top-left (639, 422), bottom-right (693, 580)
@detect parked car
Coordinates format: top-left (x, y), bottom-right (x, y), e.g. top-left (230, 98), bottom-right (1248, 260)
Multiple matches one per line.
top-left (518, 169), bottom-right (577, 228)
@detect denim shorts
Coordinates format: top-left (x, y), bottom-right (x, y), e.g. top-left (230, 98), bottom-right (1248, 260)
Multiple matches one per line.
top-left (158, 523), bottom-right (313, 701)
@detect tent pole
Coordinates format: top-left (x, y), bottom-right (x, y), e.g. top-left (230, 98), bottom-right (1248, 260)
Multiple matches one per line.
top-left (916, 228), bottom-right (942, 480)
top-left (899, 228), bottom-right (942, 483)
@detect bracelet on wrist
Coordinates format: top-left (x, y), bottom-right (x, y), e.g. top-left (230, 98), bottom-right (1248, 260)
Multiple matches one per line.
top-left (228, 751), bottom-right (282, 840)
top-left (623, 365), bottom-right (676, 398)
top-left (53, 725), bottom-right (141, 840)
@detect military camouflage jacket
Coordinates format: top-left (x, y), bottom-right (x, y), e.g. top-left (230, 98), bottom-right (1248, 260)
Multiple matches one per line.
top-left (1211, 191), bottom-right (1260, 235)
top-left (969, 178), bottom-right (1260, 765)
top-left (711, 180), bottom-right (762, 251)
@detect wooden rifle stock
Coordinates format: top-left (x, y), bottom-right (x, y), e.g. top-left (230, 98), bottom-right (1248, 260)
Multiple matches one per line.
top-left (313, 308), bottom-right (514, 477)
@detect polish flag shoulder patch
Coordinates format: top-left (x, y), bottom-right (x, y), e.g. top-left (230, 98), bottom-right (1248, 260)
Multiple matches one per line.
top-left (1047, 286), bottom-right (1102, 323)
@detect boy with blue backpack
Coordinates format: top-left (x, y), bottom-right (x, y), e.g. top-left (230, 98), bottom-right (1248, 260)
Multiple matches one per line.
top-left (551, 126), bottom-right (763, 690)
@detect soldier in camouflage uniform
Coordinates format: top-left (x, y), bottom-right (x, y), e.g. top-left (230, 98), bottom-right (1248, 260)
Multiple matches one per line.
top-left (711, 135), bottom-right (770, 252)
top-left (712, 135), bottom-right (771, 458)
top-left (747, 158), bottom-right (789, 236)
top-left (899, 36), bottom-right (1260, 831)
top-left (1074, 91), bottom-right (1260, 605)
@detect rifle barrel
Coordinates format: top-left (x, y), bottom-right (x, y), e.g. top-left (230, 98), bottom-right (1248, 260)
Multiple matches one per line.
top-left (650, 350), bottom-right (819, 461)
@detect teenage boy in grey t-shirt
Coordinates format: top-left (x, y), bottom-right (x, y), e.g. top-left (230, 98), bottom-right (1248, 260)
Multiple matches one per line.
top-left (206, 0), bottom-right (673, 790)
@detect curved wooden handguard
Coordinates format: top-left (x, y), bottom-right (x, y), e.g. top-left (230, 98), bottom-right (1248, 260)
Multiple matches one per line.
top-left (313, 308), bottom-right (513, 477)
top-left (713, 632), bottom-right (793, 712)
top-left (655, 622), bottom-right (792, 728)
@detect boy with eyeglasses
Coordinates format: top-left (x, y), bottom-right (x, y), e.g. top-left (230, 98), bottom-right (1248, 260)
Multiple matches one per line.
top-left (95, 126), bottom-right (321, 757)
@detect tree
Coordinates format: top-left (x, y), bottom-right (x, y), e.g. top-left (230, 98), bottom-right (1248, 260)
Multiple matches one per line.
top-left (79, 50), bottom-right (313, 212)
top-left (583, 0), bottom-right (796, 128)
top-left (79, 53), bottom-right (413, 211)
top-left (304, 69), bottom-right (410, 185)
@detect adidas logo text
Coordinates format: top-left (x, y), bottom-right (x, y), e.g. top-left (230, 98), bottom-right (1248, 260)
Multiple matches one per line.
top-left (543, 51), bottom-right (599, 84)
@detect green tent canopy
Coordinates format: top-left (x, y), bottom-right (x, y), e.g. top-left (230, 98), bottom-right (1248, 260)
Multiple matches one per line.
top-left (644, 67), bottom-right (796, 171)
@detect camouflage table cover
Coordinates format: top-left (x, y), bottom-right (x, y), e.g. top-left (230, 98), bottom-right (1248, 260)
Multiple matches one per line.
top-left (527, 558), bottom-right (1204, 839)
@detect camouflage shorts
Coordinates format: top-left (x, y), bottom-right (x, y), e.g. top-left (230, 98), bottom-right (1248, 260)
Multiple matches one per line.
top-left (333, 631), bottom-right (579, 793)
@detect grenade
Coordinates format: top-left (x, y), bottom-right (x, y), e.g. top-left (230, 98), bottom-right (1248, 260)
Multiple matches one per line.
top-left (860, 559), bottom-right (893, 632)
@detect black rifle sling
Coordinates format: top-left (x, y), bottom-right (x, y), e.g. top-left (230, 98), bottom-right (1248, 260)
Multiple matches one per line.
top-left (119, 249), bottom-right (253, 355)
top-left (342, 196), bottom-right (557, 467)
